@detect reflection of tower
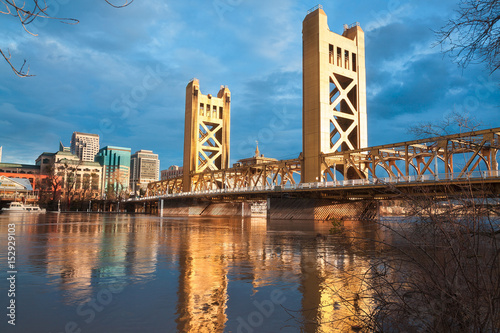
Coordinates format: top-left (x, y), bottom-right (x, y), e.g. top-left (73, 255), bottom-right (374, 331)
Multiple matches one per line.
top-left (176, 230), bottom-right (228, 332)
top-left (45, 219), bottom-right (105, 302)
top-left (302, 5), bottom-right (367, 182)
top-left (183, 79), bottom-right (231, 192)
top-left (300, 238), bottom-right (374, 332)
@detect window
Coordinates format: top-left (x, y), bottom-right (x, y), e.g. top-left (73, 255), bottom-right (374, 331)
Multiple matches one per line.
top-left (199, 103), bottom-right (204, 116)
top-left (352, 53), bottom-right (357, 72)
top-left (344, 50), bottom-right (350, 70)
top-left (337, 47), bottom-right (342, 66)
top-left (329, 44), bottom-right (334, 64)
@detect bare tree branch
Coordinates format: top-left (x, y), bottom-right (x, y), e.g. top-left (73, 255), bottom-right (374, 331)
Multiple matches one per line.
top-left (436, 0), bottom-right (500, 74)
top-left (1, 0), bottom-right (134, 77)
top-left (0, 48), bottom-right (33, 77)
top-left (408, 110), bottom-right (482, 139)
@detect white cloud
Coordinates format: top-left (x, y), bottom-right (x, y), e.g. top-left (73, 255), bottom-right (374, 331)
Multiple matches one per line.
top-left (364, 3), bottom-right (413, 32)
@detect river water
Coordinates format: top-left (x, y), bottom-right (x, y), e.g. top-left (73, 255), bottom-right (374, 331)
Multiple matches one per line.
top-left (0, 212), bottom-right (385, 333)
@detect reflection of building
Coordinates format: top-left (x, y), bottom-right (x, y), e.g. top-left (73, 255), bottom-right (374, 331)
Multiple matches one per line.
top-left (161, 165), bottom-right (183, 180)
top-left (70, 132), bottom-right (100, 162)
top-left (130, 150), bottom-right (160, 194)
top-left (36, 150), bottom-right (103, 198)
top-left (38, 215), bottom-right (158, 305)
top-left (95, 146), bottom-right (131, 196)
top-left (176, 228), bottom-right (229, 332)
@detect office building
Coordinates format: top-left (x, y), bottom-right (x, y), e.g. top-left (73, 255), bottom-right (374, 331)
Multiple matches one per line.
top-left (130, 150), bottom-right (160, 194)
top-left (95, 146), bottom-right (131, 197)
top-left (70, 132), bottom-right (100, 162)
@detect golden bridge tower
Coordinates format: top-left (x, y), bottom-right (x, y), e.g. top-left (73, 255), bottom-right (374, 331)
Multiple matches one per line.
top-left (302, 5), bottom-right (367, 183)
top-left (183, 79), bottom-right (231, 192)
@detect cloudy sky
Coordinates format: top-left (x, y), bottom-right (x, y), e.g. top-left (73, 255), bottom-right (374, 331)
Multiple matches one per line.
top-left (1, 0), bottom-right (498, 169)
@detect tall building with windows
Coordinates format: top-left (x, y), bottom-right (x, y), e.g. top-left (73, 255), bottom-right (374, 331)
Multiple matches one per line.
top-left (70, 132), bottom-right (100, 162)
top-left (95, 146), bottom-right (131, 197)
top-left (130, 150), bottom-right (160, 194)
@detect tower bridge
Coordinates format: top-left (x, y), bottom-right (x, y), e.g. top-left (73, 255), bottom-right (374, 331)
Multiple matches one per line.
top-left (131, 6), bottom-right (500, 219)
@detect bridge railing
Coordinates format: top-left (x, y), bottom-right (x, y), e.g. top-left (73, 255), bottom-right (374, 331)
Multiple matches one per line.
top-left (130, 170), bottom-right (499, 202)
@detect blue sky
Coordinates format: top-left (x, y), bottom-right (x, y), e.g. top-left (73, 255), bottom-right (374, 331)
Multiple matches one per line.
top-left (1, 0), bottom-right (499, 169)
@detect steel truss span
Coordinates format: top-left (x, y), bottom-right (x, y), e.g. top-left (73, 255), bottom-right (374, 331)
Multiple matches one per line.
top-left (146, 128), bottom-right (499, 197)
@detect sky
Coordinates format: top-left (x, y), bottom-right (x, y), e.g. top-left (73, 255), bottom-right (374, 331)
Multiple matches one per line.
top-left (0, 0), bottom-right (499, 170)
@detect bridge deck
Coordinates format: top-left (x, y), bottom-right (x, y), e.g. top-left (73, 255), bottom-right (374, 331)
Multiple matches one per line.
top-left (133, 171), bottom-right (500, 203)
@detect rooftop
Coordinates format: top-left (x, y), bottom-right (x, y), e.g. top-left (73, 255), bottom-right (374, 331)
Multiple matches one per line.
top-left (0, 162), bottom-right (40, 169)
top-left (100, 146), bottom-right (131, 152)
top-left (73, 132), bottom-right (99, 137)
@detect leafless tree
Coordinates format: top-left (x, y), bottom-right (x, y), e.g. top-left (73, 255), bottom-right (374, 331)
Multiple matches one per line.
top-left (436, 0), bottom-right (500, 74)
top-left (1, 0), bottom-right (134, 77)
top-left (39, 164), bottom-right (62, 202)
top-left (283, 183), bottom-right (500, 332)
top-left (408, 110), bottom-right (482, 139)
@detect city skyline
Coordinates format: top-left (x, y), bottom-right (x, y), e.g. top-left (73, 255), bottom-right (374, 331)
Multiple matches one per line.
top-left (1, 0), bottom-right (499, 168)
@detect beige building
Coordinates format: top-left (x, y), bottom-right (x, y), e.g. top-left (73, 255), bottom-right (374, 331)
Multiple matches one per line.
top-left (183, 79), bottom-right (231, 192)
top-left (233, 143), bottom-right (277, 167)
top-left (36, 150), bottom-right (103, 198)
top-left (161, 165), bottom-right (183, 180)
top-left (70, 132), bottom-right (100, 162)
top-left (302, 5), bottom-right (367, 182)
top-left (130, 149), bottom-right (160, 194)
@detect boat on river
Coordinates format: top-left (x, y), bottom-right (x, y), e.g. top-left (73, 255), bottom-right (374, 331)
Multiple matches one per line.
top-left (1, 202), bottom-right (46, 213)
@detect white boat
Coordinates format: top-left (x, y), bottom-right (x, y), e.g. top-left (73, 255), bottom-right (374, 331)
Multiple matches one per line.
top-left (2, 202), bottom-right (46, 213)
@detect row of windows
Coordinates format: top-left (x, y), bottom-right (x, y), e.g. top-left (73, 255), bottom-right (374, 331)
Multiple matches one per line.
top-left (199, 103), bottom-right (223, 119)
top-left (0, 170), bottom-right (36, 174)
top-left (329, 44), bottom-right (357, 72)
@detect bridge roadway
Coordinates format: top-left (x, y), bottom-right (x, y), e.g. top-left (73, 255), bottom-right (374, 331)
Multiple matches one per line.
top-left (130, 171), bottom-right (500, 204)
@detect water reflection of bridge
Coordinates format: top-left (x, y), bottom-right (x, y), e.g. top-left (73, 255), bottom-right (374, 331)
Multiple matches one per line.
top-left (7, 214), bottom-right (384, 332)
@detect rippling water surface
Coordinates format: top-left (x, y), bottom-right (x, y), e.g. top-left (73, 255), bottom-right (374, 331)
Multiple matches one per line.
top-left (0, 213), bottom-right (384, 333)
